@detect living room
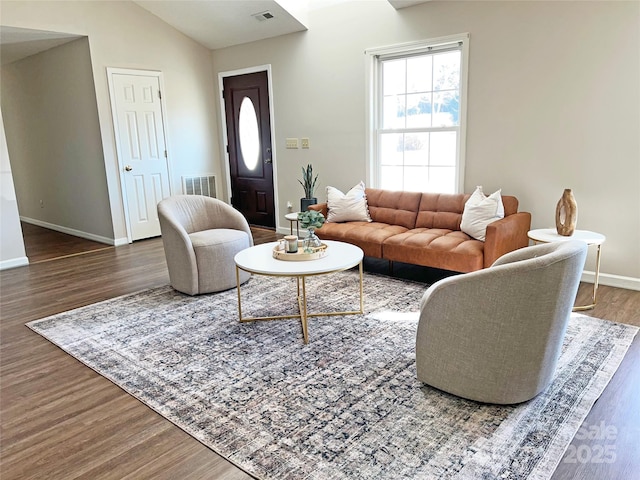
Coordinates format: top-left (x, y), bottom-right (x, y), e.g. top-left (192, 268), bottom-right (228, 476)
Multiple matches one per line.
top-left (1, 1), bottom-right (638, 479)
top-left (1, 0), bottom-right (638, 286)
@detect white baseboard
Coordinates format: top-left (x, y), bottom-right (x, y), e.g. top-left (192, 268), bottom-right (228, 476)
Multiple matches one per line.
top-left (21, 217), bottom-right (116, 246)
top-left (277, 225), bottom-right (312, 236)
top-left (276, 226), bottom-right (293, 236)
top-left (581, 270), bottom-right (640, 291)
top-left (114, 237), bottom-right (130, 246)
top-left (0, 256), bottom-right (29, 270)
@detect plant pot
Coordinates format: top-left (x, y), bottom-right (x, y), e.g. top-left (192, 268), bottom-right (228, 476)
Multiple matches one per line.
top-left (300, 197), bottom-right (317, 212)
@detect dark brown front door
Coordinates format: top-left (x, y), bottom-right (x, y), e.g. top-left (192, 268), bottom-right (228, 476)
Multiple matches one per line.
top-left (223, 71), bottom-right (275, 228)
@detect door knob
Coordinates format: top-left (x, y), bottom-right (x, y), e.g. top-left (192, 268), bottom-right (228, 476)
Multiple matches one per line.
top-left (125, 165), bottom-right (133, 171)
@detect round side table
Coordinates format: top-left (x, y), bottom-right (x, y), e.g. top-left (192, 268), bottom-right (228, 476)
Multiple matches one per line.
top-left (285, 212), bottom-right (300, 237)
top-left (527, 228), bottom-right (605, 311)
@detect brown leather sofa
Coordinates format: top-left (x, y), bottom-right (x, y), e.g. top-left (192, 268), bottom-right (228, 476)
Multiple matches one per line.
top-left (308, 189), bottom-right (532, 273)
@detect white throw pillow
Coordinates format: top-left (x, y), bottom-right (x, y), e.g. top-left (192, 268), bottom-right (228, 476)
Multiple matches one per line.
top-left (326, 181), bottom-right (372, 223)
top-left (460, 186), bottom-right (505, 241)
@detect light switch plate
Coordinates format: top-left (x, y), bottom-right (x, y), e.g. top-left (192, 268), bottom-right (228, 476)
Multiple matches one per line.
top-left (286, 138), bottom-right (299, 149)
top-left (301, 138), bottom-right (310, 149)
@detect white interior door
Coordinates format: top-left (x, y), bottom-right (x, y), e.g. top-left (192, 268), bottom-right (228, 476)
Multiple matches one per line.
top-left (109, 70), bottom-right (170, 241)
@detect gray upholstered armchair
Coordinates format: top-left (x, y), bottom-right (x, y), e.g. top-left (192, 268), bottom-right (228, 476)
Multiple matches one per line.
top-left (416, 240), bottom-right (587, 404)
top-left (157, 195), bottom-right (253, 295)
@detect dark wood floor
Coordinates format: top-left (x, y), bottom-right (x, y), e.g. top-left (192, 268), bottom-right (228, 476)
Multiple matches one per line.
top-left (20, 222), bottom-right (113, 263)
top-left (1, 229), bottom-right (638, 479)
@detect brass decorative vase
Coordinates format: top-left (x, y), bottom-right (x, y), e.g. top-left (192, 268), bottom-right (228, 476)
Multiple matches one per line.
top-left (555, 189), bottom-right (578, 236)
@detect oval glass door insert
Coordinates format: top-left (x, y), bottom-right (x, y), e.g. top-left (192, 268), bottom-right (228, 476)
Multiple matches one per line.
top-left (239, 96), bottom-right (260, 170)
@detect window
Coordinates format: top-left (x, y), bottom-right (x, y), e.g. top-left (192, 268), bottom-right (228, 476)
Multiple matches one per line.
top-left (367, 34), bottom-right (469, 193)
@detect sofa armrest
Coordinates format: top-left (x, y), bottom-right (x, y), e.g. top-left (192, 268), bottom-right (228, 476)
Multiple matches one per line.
top-left (483, 211), bottom-right (532, 267)
top-left (308, 202), bottom-right (328, 217)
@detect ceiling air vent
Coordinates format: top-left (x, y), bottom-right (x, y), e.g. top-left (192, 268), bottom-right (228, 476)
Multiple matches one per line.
top-left (252, 11), bottom-right (274, 22)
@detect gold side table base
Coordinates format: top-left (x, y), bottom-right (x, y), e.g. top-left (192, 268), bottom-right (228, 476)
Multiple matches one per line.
top-left (235, 262), bottom-right (364, 344)
top-left (572, 243), bottom-right (601, 312)
top-left (529, 231), bottom-right (604, 313)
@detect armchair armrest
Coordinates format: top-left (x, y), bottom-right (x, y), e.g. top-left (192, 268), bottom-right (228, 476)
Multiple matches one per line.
top-left (157, 211), bottom-right (199, 295)
top-left (483, 211), bottom-right (531, 267)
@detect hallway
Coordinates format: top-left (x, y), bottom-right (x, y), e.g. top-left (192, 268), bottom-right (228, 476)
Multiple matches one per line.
top-left (20, 222), bottom-right (112, 263)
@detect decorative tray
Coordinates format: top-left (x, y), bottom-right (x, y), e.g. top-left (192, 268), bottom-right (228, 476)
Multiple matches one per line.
top-left (273, 242), bottom-right (328, 261)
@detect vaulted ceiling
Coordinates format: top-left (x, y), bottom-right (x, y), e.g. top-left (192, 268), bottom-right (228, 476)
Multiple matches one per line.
top-left (0, 0), bottom-right (430, 64)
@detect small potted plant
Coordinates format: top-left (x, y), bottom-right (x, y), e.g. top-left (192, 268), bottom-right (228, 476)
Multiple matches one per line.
top-left (298, 210), bottom-right (325, 252)
top-left (299, 164), bottom-right (319, 212)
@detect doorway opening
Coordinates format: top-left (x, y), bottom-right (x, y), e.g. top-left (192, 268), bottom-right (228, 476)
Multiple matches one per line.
top-left (1, 30), bottom-right (113, 265)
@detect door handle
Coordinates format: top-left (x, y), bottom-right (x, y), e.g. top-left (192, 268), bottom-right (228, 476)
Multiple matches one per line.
top-left (125, 165), bottom-right (133, 171)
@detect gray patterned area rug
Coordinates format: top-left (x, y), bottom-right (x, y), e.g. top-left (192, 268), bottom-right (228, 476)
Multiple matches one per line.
top-left (28, 271), bottom-right (637, 480)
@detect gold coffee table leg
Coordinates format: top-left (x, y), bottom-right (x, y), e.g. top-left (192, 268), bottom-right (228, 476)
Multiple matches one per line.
top-left (300, 276), bottom-right (309, 344)
top-left (235, 261), bottom-right (364, 343)
top-left (359, 261), bottom-right (364, 313)
top-left (236, 266), bottom-right (243, 321)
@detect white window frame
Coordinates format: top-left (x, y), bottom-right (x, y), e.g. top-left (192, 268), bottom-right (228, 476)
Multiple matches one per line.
top-left (365, 33), bottom-right (470, 193)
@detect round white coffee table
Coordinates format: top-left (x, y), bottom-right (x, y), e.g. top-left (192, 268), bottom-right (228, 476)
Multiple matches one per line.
top-left (528, 228), bottom-right (605, 311)
top-left (234, 240), bottom-right (364, 343)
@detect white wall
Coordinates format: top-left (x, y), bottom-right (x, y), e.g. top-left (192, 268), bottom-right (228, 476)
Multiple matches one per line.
top-left (1, 0), bottom-right (221, 245)
top-left (1, 0), bottom-right (637, 283)
top-left (0, 109), bottom-right (28, 269)
top-left (2, 38), bottom-right (113, 241)
top-left (211, 0), bottom-right (640, 284)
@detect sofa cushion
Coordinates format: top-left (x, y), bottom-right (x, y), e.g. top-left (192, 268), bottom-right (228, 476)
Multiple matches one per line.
top-left (415, 193), bottom-right (519, 230)
top-left (326, 181), bottom-right (372, 223)
top-left (383, 228), bottom-right (485, 272)
top-left (314, 221), bottom-right (408, 258)
top-left (364, 189), bottom-right (422, 229)
top-left (189, 229), bottom-right (252, 292)
top-left (415, 193), bottom-right (469, 230)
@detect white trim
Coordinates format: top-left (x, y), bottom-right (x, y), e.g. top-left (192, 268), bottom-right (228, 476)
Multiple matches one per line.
top-left (581, 271), bottom-right (640, 292)
top-left (20, 216), bottom-right (116, 245)
top-left (365, 33), bottom-right (470, 193)
top-left (456, 36), bottom-right (470, 194)
top-left (276, 225), bottom-right (293, 237)
top-left (106, 67), bottom-right (173, 244)
top-left (217, 65), bottom-right (280, 228)
top-left (113, 237), bottom-right (129, 247)
top-left (0, 256), bottom-right (29, 270)
top-left (365, 33), bottom-right (470, 57)
top-left (364, 48), bottom-right (379, 187)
